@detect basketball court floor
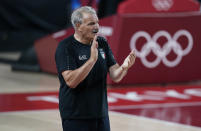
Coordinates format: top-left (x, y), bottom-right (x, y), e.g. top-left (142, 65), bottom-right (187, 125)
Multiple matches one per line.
top-left (0, 53), bottom-right (201, 131)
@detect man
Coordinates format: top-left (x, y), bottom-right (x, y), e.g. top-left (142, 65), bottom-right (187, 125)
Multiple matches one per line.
top-left (55, 6), bottom-right (136, 131)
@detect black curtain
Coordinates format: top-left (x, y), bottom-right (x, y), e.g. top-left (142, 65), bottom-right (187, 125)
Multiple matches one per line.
top-left (0, 0), bottom-right (71, 52)
top-left (98, 0), bottom-right (124, 18)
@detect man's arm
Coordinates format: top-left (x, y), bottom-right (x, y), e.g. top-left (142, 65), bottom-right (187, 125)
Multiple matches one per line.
top-left (62, 59), bottom-right (95, 88)
top-left (109, 50), bottom-right (136, 82)
top-left (62, 35), bottom-right (98, 88)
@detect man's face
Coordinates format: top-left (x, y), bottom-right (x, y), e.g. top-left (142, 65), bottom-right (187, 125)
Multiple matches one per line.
top-left (78, 13), bottom-right (99, 42)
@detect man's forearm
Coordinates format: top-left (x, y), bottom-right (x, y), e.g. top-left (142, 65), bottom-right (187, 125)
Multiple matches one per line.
top-left (62, 58), bottom-right (96, 88)
top-left (110, 50), bottom-right (136, 82)
top-left (109, 64), bottom-right (128, 83)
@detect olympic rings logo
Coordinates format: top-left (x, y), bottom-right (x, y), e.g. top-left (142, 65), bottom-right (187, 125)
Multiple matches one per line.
top-left (130, 30), bottom-right (193, 68)
top-left (152, 0), bottom-right (173, 11)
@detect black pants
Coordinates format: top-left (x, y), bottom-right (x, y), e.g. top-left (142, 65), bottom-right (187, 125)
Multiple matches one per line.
top-left (62, 117), bottom-right (110, 131)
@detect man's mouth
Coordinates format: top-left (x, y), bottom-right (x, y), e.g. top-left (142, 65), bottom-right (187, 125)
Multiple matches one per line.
top-left (92, 29), bottom-right (99, 34)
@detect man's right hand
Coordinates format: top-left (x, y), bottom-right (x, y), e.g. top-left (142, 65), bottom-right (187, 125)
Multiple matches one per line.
top-left (90, 35), bottom-right (98, 62)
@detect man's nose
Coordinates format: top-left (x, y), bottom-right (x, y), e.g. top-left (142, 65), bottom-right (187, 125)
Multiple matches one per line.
top-left (95, 23), bottom-right (99, 28)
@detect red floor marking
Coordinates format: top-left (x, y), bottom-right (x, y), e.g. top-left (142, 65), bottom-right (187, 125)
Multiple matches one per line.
top-left (0, 92), bottom-right (58, 112)
top-left (0, 85), bottom-right (201, 128)
top-left (107, 85), bottom-right (201, 128)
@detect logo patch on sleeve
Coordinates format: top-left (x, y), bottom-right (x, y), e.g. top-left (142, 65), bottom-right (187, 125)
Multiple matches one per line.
top-left (99, 48), bottom-right (106, 59)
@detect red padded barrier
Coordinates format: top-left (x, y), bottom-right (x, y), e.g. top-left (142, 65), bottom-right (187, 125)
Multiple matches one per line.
top-left (34, 13), bottom-right (201, 84)
top-left (34, 28), bottom-right (74, 74)
top-left (118, 0), bottom-right (200, 14)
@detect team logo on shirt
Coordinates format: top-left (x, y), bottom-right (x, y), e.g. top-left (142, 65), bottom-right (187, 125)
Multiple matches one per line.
top-left (99, 48), bottom-right (106, 59)
top-left (79, 55), bottom-right (87, 60)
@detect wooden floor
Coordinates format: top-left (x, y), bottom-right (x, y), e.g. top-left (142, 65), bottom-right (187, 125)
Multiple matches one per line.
top-left (0, 56), bottom-right (201, 131)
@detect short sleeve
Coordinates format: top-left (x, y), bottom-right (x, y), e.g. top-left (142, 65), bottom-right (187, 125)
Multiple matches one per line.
top-left (55, 41), bottom-right (76, 74)
top-left (106, 43), bottom-right (117, 68)
top-left (98, 37), bottom-right (116, 68)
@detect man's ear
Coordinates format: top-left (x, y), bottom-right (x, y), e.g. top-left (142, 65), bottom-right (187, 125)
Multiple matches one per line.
top-left (75, 23), bottom-right (81, 30)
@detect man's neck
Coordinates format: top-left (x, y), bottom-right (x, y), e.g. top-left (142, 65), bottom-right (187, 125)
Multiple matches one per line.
top-left (74, 33), bottom-right (91, 45)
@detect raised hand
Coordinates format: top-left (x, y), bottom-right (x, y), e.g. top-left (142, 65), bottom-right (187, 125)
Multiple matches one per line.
top-left (121, 50), bottom-right (136, 70)
top-left (90, 35), bottom-right (98, 62)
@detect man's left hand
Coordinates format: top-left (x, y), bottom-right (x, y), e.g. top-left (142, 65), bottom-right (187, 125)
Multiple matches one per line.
top-left (121, 50), bottom-right (136, 70)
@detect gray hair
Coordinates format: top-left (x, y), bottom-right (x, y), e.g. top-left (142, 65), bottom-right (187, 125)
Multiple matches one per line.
top-left (71, 6), bottom-right (97, 29)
